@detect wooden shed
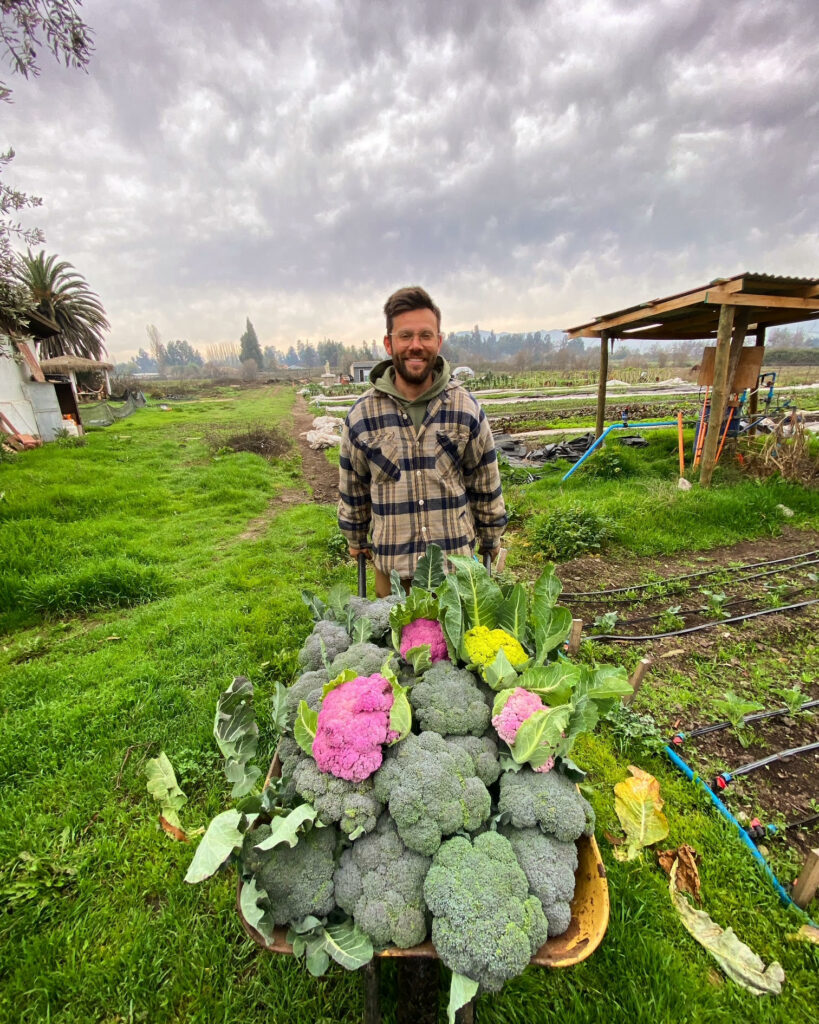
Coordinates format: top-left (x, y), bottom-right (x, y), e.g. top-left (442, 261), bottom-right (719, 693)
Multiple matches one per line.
top-left (566, 273), bottom-right (819, 485)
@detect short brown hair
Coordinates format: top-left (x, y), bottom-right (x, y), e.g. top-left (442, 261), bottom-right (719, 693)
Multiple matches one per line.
top-left (383, 286), bottom-right (441, 334)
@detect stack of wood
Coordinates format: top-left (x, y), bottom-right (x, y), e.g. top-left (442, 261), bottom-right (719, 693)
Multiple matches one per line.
top-left (0, 411), bottom-right (42, 451)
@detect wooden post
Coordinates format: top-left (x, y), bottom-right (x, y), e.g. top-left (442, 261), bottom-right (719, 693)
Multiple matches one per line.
top-left (792, 848), bottom-right (819, 910)
top-left (725, 309), bottom-right (749, 396)
top-left (748, 325), bottom-right (766, 433)
top-left (699, 304), bottom-right (735, 488)
top-left (363, 961), bottom-right (381, 1024)
top-left (595, 332), bottom-right (609, 439)
top-left (624, 658), bottom-right (652, 705)
top-left (567, 618), bottom-right (583, 656)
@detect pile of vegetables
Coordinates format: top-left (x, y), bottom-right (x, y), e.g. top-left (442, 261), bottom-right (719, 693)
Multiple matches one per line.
top-left (186, 547), bottom-right (631, 1017)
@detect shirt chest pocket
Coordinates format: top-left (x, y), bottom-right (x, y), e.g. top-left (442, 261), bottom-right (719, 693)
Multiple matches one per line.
top-left (362, 431), bottom-right (402, 484)
top-left (435, 428), bottom-right (471, 480)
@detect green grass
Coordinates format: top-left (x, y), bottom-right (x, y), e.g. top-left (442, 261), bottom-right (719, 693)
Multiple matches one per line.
top-left (1, 391), bottom-right (817, 1023)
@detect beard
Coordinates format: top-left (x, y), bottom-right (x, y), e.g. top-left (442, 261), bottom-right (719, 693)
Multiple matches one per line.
top-left (392, 349), bottom-right (438, 386)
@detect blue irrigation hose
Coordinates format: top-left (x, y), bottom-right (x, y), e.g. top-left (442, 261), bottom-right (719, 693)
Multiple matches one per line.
top-left (561, 420), bottom-right (680, 482)
top-left (663, 745), bottom-right (817, 926)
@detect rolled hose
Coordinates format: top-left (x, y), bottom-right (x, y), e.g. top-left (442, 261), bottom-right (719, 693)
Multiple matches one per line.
top-left (663, 745), bottom-right (816, 927)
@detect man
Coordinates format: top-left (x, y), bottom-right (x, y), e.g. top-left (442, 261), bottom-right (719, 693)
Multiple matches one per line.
top-left (338, 286), bottom-right (507, 597)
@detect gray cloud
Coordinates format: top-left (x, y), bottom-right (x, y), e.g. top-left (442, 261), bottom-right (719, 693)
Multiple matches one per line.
top-left (3, 0), bottom-right (817, 357)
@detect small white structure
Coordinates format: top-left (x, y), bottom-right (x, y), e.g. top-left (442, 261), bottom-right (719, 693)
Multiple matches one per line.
top-left (0, 340), bottom-right (65, 442)
top-left (453, 365), bottom-right (475, 378)
top-left (349, 360), bottom-right (379, 383)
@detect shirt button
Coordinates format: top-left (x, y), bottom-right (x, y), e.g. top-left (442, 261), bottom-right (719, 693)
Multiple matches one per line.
top-left (416, 470), bottom-right (421, 476)
top-left (419, 499), bottom-right (424, 506)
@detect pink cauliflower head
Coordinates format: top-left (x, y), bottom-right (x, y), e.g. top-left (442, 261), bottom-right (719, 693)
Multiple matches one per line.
top-left (400, 617), bottom-right (449, 663)
top-left (312, 673), bottom-right (397, 782)
top-left (492, 687), bottom-right (548, 745)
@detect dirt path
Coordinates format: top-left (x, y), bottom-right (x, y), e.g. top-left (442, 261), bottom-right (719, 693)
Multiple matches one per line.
top-left (291, 396), bottom-right (340, 503)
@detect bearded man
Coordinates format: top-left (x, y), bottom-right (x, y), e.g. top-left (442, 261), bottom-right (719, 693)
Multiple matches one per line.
top-left (338, 286), bottom-right (507, 597)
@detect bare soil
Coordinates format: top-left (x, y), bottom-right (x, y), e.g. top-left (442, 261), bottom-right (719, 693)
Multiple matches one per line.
top-left (292, 396), bottom-right (340, 503)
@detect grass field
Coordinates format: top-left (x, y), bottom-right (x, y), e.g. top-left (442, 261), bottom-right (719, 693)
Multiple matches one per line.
top-left (1, 387), bottom-right (817, 1023)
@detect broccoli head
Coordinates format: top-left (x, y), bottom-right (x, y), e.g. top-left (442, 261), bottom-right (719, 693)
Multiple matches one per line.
top-left (298, 621), bottom-right (351, 672)
top-left (443, 734), bottom-right (501, 787)
top-left (284, 669), bottom-right (329, 730)
top-left (333, 813), bottom-right (431, 948)
top-left (347, 595), bottom-right (403, 641)
top-left (497, 768), bottom-right (596, 843)
top-left (240, 821), bottom-right (336, 925)
top-left (329, 642), bottom-right (393, 679)
top-left (500, 825), bottom-right (578, 937)
top-left (410, 663), bottom-right (491, 737)
top-left (423, 830), bottom-right (548, 993)
top-left (290, 756), bottom-right (383, 837)
top-left (372, 731), bottom-right (491, 855)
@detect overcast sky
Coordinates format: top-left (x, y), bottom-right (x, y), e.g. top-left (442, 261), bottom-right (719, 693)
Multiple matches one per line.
top-left (3, 0), bottom-right (818, 359)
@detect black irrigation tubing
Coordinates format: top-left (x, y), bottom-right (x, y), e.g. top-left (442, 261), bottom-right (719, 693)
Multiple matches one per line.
top-left (588, 597), bottom-right (819, 641)
top-left (786, 813), bottom-right (819, 831)
top-left (715, 741), bottom-right (819, 788)
top-left (562, 549), bottom-right (819, 599)
top-left (673, 700), bottom-right (819, 742)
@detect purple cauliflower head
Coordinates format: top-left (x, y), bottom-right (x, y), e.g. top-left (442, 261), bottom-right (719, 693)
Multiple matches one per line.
top-left (400, 618), bottom-right (449, 663)
top-left (313, 673), bottom-right (397, 782)
top-left (492, 688), bottom-right (548, 746)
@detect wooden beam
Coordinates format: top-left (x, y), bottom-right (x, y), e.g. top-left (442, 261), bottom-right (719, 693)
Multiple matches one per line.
top-left (792, 848), bottom-right (819, 910)
top-left (704, 290), bottom-right (819, 311)
top-left (725, 309), bottom-right (749, 395)
top-left (748, 325), bottom-right (765, 431)
top-left (623, 658), bottom-right (652, 705)
top-left (567, 619), bottom-right (583, 656)
top-left (699, 304), bottom-right (735, 488)
top-left (567, 287), bottom-right (712, 338)
top-left (596, 333), bottom-right (609, 438)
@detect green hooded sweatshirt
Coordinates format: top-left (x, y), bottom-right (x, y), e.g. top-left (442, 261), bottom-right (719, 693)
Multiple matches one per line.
top-left (369, 356), bottom-right (452, 433)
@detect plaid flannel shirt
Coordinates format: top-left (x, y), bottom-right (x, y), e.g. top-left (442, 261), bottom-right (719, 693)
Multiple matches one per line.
top-left (337, 378), bottom-right (507, 579)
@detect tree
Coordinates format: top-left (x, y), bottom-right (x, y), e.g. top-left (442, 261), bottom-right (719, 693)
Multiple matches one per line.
top-left (13, 249), bottom-right (108, 359)
top-left (240, 317), bottom-right (263, 366)
top-left (165, 339), bottom-right (202, 367)
top-left (134, 348), bottom-right (157, 373)
top-left (1, 2), bottom-right (94, 331)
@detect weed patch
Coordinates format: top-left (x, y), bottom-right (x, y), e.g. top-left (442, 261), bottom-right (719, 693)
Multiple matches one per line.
top-left (527, 506), bottom-right (609, 561)
top-left (206, 423), bottom-right (291, 459)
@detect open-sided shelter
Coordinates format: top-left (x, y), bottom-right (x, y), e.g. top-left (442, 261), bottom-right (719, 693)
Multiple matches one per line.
top-left (566, 273), bottom-right (819, 485)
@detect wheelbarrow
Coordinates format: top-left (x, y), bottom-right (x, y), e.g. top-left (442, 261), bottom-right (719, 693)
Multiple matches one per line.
top-left (238, 552), bottom-right (610, 1021)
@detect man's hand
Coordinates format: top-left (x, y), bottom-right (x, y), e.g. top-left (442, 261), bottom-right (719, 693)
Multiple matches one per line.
top-left (480, 546), bottom-right (507, 571)
top-left (349, 547), bottom-right (372, 560)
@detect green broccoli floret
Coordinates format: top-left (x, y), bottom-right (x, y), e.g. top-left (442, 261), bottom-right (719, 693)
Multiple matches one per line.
top-left (443, 734), bottom-right (501, 787)
top-left (500, 825), bottom-right (578, 937)
top-left (284, 669), bottom-right (329, 730)
top-left (333, 813), bottom-right (431, 948)
top-left (291, 756), bottom-right (383, 837)
top-left (497, 768), bottom-right (596, 843)
top-left (372, 731), bottom-right (491, 855)
top-left (347, 595), bottom-right (403, 641)
top-left (298, 621), bottom-right (351, 672)
top-left (410, 663), bottom-right (492, 737)
top-left (240, 821), bottom-right (336, 925)
top-left (329, 641), bottom-right (393, 678)
top-left (423, 831), bottom-right (548, 993)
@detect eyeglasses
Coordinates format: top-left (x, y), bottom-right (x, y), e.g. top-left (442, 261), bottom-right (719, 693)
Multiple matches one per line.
top-left (390, 329), bottom-right (440, 344)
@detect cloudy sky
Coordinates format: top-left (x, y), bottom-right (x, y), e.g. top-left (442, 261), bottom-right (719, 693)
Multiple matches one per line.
top-left (3, 0), bottom-right (818, 359)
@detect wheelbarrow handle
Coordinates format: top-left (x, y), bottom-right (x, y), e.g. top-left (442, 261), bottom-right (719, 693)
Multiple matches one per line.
top-left (357, 552), bottom-right (368, 599)
top-left (483, 551), bottom-right (492, 576)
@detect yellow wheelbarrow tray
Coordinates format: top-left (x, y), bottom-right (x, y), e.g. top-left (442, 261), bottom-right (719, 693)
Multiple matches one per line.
top-left (236, 829), bottom-right (609, 968)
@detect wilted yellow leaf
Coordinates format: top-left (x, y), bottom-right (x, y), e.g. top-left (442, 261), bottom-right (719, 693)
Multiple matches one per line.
top-left (613, 765), bottom-right (669, 861)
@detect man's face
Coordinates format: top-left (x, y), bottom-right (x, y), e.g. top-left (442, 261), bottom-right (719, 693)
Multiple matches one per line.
top-left (384, 308), bottom-right (443, 388)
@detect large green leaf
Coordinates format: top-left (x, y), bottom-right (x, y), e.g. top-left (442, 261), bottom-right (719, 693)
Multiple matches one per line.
top-left (448, 973), bottom-right (479, 1024)
top-left (533, 606), bottom-right (573, 664)
top-left (322, 919), bottom-right (374, 970)
top-left (350, 616), bottom-right (374, 644)
top-left (388, 681), bottom-right (412, 742)
top-left (254, 804), bottom-right (317, 851)
top-left (496, 583), bottom-right (529, 644)
top-left (270, 680), bottom-right (288, 735)
top-left (326, 582), bottom-right (351, 620)
top-left (669, 862), bottom-right (784, 994)
top-left (437, 575), bottom-right (464, 660)
top-left (145, 752), bottom-right (187, 829)
top-left (213, 676), bottom-right (261, 798)
top-left (447, 555), bottom-right (503, 630)
top-left (511, 705), bottom-right (572, 765)
top-left (240, 877), bottom-right (274, 944)
top-left (301, 590), bottom-right (327, 622)
top-left (404, 644), bottom-right (432, 675)
top-left (321, 668), bottom-right (359, 697)
top-left (517, 662), bottom-right (581, 705)
top-left (294, 701), bottom-right (318, 757)
top-left (555, 696), bottom-right (599, 761)
top-left (483, 648), bottom-right (520, 691)
top-left (575, 665), bottom-right (633, 710)
top-left (184, 809), bottom-right (244, 883)
top-left (412, 543), bottom-right (446, 591)
top-left (533, 563), bottom-right (562, 609)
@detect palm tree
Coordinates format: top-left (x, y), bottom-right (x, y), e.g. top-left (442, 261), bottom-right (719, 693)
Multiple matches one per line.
top-left (13, 250), bottom-right (109, 359)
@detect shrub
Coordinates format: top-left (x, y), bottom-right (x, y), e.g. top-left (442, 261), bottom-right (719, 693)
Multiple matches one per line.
top-left (527, 506), bottom-right (608, 561)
